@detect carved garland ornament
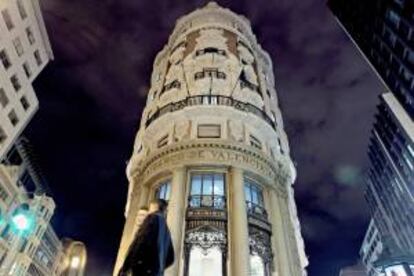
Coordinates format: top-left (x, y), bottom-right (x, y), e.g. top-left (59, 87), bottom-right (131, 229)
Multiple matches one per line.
top-left (185, 227), bottom-right (227, 255)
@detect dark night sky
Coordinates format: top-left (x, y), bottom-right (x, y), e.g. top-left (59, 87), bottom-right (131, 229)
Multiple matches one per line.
top-left (25, 0), bottom-right (386, 275)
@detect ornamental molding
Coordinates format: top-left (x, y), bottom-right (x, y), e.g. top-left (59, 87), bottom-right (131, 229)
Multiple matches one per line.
top-left (130, 141), bottom-right (291, 190)
top-left (184, 225), bottom-right (227, 254)
top-left (249, 226), bottom-right (273, 266)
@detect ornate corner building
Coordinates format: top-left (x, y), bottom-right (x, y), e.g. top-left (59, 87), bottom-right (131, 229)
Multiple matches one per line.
top-left (114, 2), bottom-right (307, 276)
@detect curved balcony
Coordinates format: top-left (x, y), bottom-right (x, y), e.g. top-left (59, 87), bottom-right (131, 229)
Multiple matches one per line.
top-left (188, 195), bottom-right (226, 210)
top-left (246, 201), bottom-right (268, 221)
top-left (145, 95), bottom-right (276, 130)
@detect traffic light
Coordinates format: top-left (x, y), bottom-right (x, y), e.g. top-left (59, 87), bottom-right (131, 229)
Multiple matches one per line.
top-left (11, 203), bottom-right (34, 234)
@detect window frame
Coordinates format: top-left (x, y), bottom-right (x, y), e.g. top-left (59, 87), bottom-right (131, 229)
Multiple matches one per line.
top-left (189, 172), bottom-right (226, 209)
top-left (155, 180), bottom-right (171, 201)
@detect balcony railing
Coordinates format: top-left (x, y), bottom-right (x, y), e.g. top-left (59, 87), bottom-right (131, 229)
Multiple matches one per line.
top-left (188, 195), bottom-right (226, 210)
top-left (146, 95), bottom-right (276, 130)
top-left (246, 201), bottom-right (268, 221)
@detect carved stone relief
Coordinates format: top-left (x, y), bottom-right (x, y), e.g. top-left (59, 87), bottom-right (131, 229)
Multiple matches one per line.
top-left (227, 119), bottom-right (245, 142)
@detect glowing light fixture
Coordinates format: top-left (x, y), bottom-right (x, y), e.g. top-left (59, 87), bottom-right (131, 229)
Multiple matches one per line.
top-left (70, 256), bottom-right (80, 269)
top-left (11, 213), bottom-right (30, 231)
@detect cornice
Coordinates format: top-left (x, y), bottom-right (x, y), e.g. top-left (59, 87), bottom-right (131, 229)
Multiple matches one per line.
top-left (129, 140), bottom-right (293, 192)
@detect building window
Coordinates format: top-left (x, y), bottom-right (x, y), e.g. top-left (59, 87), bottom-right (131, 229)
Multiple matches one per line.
top-left (387, 9), bottom-right (400, 28)
top-left (26, 27), bottom-right (35, 45)
top-left (249, 254), bottom-right (266, 276)
top-left (34, 50), bottom-right (42, 66)
top-left (194, 68), bottom-right (226, 80)
top-left (195, 47), bottom-right (226, 57)
top-left (189, 173), bottom-right (225, 209)
top-left (10, 75), bottom-right (21, 92)
top-left (157, 135), bottom-right (169, 148)
top-left (16, 0), bottom-right (28, 20)
top-left (8, 110), bottom-right (19, 126)
top-left (155, 181), bottom-right (171, 200)
top-left (23, 62), bottom-right (31, 78)
top-left (188, 246), bottom-right (223, 276)
top-left (1, 10), bottom-right (14, 30)
top-left (13, 37), bottom-right (24, 57)
top-left (0, 50), bottom-right (11, 69)
top-left (0, 127), bottom-right (6, 144)
top-left (197, 124), bottom-right (221, 138)
top-left (250, 135), bottom-right (262, 150)
top-left (160, 80), bottom-right (180, 96)
top-left (20, 96), bottom-right (30, 111)
top-left (0, 186), bottom-right (9, 201)
top-left (244, 179), bottom-right (267, 219)
top-left (0, 88), bottom-right (9, 108)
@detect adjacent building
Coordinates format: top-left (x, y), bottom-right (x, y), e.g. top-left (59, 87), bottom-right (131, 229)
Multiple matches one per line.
top-left (360, 220), bottom-right (384, 276)
top-left (0, 139), bottom-right (56, 275)
top-left (328, 0), bottom-right (414, 272)
top-left (115, 2), bottom-right (307, 276)
top-left (0, 0), bottom-right (53, 159)
top-left (27, 226), bottom-right (64, 276)
top-left (339, 263), bottom-right (368, 276)
top-left (59, 239), bottom-right (87, 276)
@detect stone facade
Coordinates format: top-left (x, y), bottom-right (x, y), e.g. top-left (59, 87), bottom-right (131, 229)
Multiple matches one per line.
top-left (114, 2), bottom-right (307, 276)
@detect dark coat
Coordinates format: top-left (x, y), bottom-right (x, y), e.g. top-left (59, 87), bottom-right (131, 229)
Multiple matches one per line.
top-left (119, 212), bottom-right (175, 276)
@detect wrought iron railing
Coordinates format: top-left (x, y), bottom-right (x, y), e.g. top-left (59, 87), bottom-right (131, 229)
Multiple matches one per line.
top-left (188, 195), bottom-right (226, 209)
top-left (246, 201), bottom-right (268, 221)
top-left (145, 95), bottom-right (276, 130)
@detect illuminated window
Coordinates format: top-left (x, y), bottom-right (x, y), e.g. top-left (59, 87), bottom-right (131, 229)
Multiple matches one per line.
top-left (189, 173), bottom-right (225, 209)
top-left (244, 179), bottom-right (267, 219)
top-left (387, 10), bottom-right (400, 28)
top-left (249, 254), bottom-right (265, 276)
top-left (189, 246), bottom-right (222, 276)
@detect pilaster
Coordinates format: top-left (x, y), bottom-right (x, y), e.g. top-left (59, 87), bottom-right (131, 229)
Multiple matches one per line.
top-left (165, 167), bottom-right (187, 276)
top-left (229, 167), bottom-right (250, 276)
top-left (268, 187), bottom-right (294, 276)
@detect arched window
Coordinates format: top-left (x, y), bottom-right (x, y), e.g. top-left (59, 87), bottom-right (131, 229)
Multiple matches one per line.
top-left (155, 181), bottom-right (171, 200)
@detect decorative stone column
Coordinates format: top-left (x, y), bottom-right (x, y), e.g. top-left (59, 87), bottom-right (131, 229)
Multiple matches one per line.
top-left (229, 167), bottom-right (250, 276)
top-left (166, 167), bottom-right (187, 276)
top-left (268, 188), bottom-right (292, 276)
